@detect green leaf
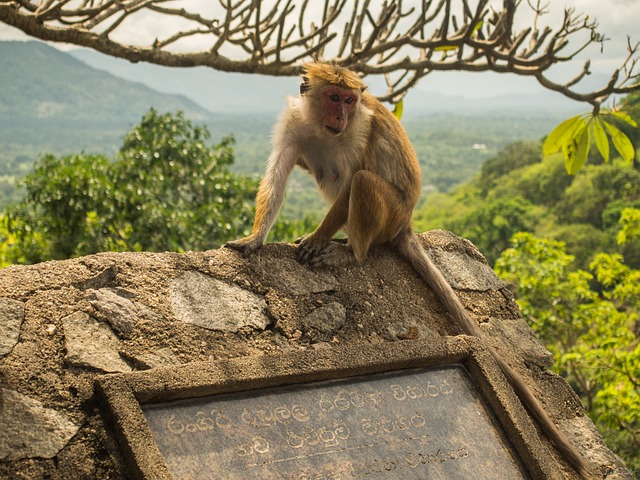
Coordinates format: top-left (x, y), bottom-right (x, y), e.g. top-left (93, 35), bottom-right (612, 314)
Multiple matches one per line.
top-left (604, 121), bottom-right (636, 163)
top-left (392, 99), bottom-right (404, 121)
top-left (592, 117), bottom-right (610, 163)
top-left (608, 110), bottom-right (638, 128)
top-left (543, 115), bottom-right (583, 157)
top-left (434, 45), bottom-right (458, 52)
top-left (564, 121), bottom-right (590, 175)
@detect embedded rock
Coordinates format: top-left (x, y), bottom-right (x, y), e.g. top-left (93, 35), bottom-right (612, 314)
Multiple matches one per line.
top-left (62, 311), bottom-right (131, 373)
top-left (170, 270), bottom-right (270, 332)
top-left (0, 298), bottom-right (24, 356)
top-left (303, 301), bottom-right (347, 333)
top-left (0, 388), bottom-right (79, 461)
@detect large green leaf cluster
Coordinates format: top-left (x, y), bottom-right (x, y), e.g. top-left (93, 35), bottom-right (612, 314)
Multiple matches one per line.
top-left (3, 109), bottom-right (260, 263)
top-left (544, 111), bottom-right (636, 175)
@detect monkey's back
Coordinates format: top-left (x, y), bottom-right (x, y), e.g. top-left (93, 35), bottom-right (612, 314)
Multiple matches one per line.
top-left (362, 93), bottom-right (422, 207)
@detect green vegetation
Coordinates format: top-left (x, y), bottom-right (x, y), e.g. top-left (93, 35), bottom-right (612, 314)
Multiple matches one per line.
top-left (0, 110), bottom-right (309, 265)
top-left (414, 90), bottom-right (640, 474)
top-left (496, 229), bottom-right (639, 474)
top-left (414, 145), bottom-right (640, 269)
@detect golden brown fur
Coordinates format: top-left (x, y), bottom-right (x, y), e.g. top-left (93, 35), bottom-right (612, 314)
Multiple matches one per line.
top-left (226, 62), bottom-right (593, 478)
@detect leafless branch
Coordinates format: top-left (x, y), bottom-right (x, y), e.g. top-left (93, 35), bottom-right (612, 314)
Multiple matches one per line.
top-left (1, 0), bottom-right (638, 108)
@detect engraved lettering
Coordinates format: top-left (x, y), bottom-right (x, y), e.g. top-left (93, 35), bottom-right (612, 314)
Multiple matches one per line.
top-left (426, 382), bottom-right (440, 397)
top-left (334, 390), bottom-right (350, 411)
top-left (253, 437), bottom-right (270, 454)
top-left (319, 394), bottom-right (334, 413)
top-left (142, 366), bottom-right (526, 479)
top-left (234, 436), bottom-right (270, 457)
top-left (195, 411), bottom-right (214, 431)
top-left (410, 412), bottom-right (426, 427)
top-left (349, 391), bottom-right (365, 408)
top-left (215, 411), bottom-right (232, 428)
top-left (274, 405), bottom-right (292, 424)
top-left (286, 428), bottom-right (305, 449)
top-left (255, 404), bottom-right (275, 426)
top-left (166, 414), bottom-right (184, 435)
top-left (291, 404), bottom-right (310, 422)
top-left (390, 384), bottom-right (406, 401)
top-left (441, 380), bottom-right (454, 395)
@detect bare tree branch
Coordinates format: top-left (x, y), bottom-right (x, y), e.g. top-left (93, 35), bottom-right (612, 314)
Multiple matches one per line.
top-left (1, 0), bottom-right (638, 108)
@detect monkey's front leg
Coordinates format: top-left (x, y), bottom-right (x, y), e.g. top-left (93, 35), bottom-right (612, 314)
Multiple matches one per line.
top-left (226, 155), bottom-right (292, 257)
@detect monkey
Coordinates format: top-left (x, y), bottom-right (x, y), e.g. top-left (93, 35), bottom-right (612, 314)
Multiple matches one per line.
top-left (225, 61), bottom-right (592, 479)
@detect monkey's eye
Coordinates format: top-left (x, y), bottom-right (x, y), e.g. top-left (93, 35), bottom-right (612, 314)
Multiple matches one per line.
top-left (329, 94), bottom-right (340, 102)
top-left (345, 97), bottom-right (355, 105)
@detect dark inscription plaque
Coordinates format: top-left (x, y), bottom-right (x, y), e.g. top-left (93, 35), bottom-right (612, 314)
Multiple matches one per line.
top-left (143, 365), bottom-right (529, 480)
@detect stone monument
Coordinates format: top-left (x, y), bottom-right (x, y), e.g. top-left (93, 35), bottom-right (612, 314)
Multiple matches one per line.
top-left (0, 231), bottom-right (633, 479)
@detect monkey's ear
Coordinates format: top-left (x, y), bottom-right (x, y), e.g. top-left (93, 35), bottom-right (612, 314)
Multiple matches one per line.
top-left (300, 76), bottom-right (310, 96)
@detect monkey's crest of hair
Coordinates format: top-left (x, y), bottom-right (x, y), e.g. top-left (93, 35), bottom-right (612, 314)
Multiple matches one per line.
top-left (303, 62), bottom-right (367, 91)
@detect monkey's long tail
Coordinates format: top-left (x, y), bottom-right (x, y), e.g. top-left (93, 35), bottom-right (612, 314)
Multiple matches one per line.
top-left (396, 232), bottom-right (594, 479)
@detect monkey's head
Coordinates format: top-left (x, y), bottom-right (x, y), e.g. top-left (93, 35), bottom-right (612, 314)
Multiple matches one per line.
top-left (301, 62), bottom-right (367, 136)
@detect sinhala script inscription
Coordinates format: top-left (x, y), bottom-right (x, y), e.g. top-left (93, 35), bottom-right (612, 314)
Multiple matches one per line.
top-left (142, 365), bottom-right (528, 480)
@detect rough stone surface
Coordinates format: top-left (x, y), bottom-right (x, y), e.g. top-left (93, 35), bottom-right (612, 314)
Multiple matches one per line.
top-left (302, 301), bottom-right (347, 333)
top-left (0, 298), bottom-right (24, 356)
top-left (130, 347), bottom-right (181, 370)
top-left (427, 247), bottom-right (505, 291)
top-left (62, 311), bottom-right (132, 373)
top-left (0, 231), bottom-right (632, 479)
top-left (170, 270), bottom-right (270, 332)
top-left (86, 288), bottom-right (139, 338)
top-left (0, 388), bottom-right (79, 461)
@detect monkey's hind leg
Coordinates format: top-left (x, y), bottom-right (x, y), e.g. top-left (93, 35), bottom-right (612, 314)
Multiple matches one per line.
top-left (309, 170), bottom-right (410, 268)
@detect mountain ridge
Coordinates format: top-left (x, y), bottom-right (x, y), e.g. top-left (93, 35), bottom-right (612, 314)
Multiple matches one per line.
top-left (0, 41), bottom-right (211, 123)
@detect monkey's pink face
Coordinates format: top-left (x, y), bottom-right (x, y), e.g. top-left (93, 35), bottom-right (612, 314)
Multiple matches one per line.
top-left (321, 86), bottom-right (359, 136)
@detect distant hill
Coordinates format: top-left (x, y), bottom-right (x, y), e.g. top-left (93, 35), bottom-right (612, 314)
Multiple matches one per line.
top-left (69, 48), bottom-right (296, 114)
top-left (0, 40), bottom-right (212, 163)
top-left (1, 41), bottom-right (210, 123)
top-left (0, 40), bottom-right (220, 206)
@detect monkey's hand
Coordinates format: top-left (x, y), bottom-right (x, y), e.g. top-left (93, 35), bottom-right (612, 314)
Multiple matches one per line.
top-left (225, 235), bottom-right (263, 257)
top-left (296, 234), bottom-right (330, 265)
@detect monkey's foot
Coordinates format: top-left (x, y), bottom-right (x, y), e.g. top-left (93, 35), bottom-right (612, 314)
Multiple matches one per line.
top-left (225, 235), bottom-right (263, 257)
top-left (308, 242), bottom-right (356, 268)
top-left (296, 234), bottom-right (330, 264)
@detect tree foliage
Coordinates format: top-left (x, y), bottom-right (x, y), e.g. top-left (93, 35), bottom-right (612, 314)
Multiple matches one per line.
top-left (495, 227), bottom-right (640, 473)
top-left (544, 109), bottom-right (637, 175)
top-left (415, 92), bottom-right (640, 268)
top-left (3, 109), bottom-right (262, 263)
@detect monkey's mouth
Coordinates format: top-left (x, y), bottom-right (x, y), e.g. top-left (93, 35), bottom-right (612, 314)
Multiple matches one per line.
top-left (324, 125), bottom-right (343, 135)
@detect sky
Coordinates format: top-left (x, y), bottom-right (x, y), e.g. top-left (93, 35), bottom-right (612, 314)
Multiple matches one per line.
top-left (0, 0), bottom-right (638, 101)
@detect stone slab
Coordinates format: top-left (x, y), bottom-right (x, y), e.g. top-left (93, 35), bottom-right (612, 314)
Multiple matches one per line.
top-left (143, 365), bottom-right (528, 479)
top-left (95, 336), bottom-right (561, 480)
top-left (0, 388), bottom-right (79, 461)
top-left (170, 271), bottom-right (270, 332)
